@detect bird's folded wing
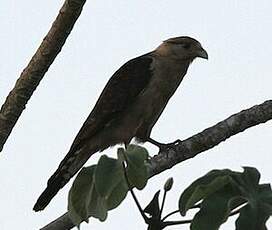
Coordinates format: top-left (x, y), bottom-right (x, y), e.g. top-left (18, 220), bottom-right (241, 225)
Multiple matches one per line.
top-left (68, 54), bottom-right (154, 153)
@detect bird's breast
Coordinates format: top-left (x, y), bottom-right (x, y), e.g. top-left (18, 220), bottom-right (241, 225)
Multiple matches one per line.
top-left (134, 58), bottom-right (189, 124)
top-left (146, 58), bottom-right (189, 102)
top-left (116, 57), bottom-right (190, 141)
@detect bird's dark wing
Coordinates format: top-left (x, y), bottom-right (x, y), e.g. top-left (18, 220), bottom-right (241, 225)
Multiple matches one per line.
top-left (69, 54), bottom-right (153, 152)
top-left (33, 54), bottom-right (154, 212)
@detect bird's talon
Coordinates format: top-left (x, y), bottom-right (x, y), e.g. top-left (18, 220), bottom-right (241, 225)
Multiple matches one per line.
top-left (173, 139), bottom-right (182, 145)
top-left (158, 141), bottom-right (179, 156)
top-left (158, 144), bottom-right (168, 154)
top-left (147, 155), bottom-right (152, 160)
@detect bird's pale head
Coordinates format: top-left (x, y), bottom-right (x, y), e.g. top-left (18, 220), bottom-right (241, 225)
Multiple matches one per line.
top-left (155, 36), bottom-right (208, 61)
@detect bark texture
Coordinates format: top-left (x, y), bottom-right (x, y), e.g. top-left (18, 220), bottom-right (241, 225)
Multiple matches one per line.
top-left (0, 0), bottom-right (86, 152)
top-left (40, 100), bottom-right (272, 230)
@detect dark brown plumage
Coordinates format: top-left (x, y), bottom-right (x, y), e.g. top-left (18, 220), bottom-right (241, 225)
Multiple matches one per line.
top-left (33, 36), bottom-right (208, 211)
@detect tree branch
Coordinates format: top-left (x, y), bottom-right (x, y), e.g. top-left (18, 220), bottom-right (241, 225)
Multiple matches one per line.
top-left (0, 0), bottom-right (86, 152)
top-left (40, 213), bottom-right (74, 230)
top-left (40, 99), bottom-right (272, 230)
top-left (147, 100), bottom-right (272, 177)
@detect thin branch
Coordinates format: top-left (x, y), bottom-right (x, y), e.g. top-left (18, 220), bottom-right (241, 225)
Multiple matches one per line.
top-left (159, 190), bottom-right (167, 218)
top-left (40, 213), bottom-right (74, 230)
top-left (162, 204), bottom-right (201, 221)
top-left (0, 0), bottom-right (87, 152)
top-left (162, 210), bottom-right (180, 221)
top-left (40, 100), bottom-right (272, 229)
top-left (122, 162), bottom-right (149, 223)
top-left (162, 219), bottom-right (192, 228)
top-left (161, 203), bottom-right (243, 228)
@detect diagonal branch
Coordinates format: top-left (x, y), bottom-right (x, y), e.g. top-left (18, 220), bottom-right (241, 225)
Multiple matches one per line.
top-left (0, 0), bottom-right (87, 152)
top-left (147, 100), bottom-right (272, 177)
top-left (40, 100), bottom-right (272, 230)
top-left (40, 213), bottom-right (74, 230)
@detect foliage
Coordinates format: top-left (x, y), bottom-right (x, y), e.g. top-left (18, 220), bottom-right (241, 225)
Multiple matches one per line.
top-left (68, 144), bottom-right (272, 229)
top-left (179, 167), bottom-right (272, 230)
top-left (68, 144), bottom-right (148, 227)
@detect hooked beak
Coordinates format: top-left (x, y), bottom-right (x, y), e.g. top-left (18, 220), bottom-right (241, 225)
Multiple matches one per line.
top-left (197, 47), bottom-right (208, 60)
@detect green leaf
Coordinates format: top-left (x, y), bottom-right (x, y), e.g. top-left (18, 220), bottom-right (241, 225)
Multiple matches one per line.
top-left (191, 184), bottom-right (240, 230)
top-left (106, 178), bottom-right (128, 210)
top-left (125, 144), bottom-right (149, 190)
top-left (95, 155), bottom-right (124, 198)
top-left (232, 167), bottom-right (260, 196)
top-left (93, 154), bottom-right (129, 214)
top-left (179, 169), bottom-right (237, 215)
top-left (68, 166), bottom-right (96, 226)
top-left (179, 167), bottom-right (272, 230)
top-left (259, 184), bottom-right (272, 207)
top-left (234, 168), bottom-right (272, 230)
top-left (235, 204), bottom-right (271, 230)
top-left (126, 144), bottom-right (149, 163)
top-left (117, 147), bottom-right (126, 162)
top-left (86, 184), bottom-right (108, 222)
top-left (243, 167), bottom-right (260, 187)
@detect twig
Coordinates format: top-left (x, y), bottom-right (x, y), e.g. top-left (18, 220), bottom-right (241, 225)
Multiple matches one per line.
top-left (162, 204), bottom-right (201, 221)
top-left (162, 219), bottom-right (192, 228)
top-left (122, 162), bottom-right (149, 223)
top-left (159, 190), bottom-right (167, 218)
top-left (162, 210), bottom-right (180, 221)
top-left (160, 204), bottom-right (242, 228)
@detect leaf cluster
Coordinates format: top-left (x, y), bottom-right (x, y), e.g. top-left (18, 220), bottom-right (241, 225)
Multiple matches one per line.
top-left (179, 167), bottom-right (272, 230)
top-left (68, 143), bottom-right (272, 230)
top-left (68, 144), bottom-right (149, 227)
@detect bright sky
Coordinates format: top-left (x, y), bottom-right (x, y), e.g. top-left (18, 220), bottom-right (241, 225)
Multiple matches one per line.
top-left (0, 1), bottom-right (271, 229)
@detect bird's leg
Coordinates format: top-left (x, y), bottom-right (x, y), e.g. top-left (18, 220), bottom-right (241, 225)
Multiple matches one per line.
top-left (169, 139), bottom-right (182, 146)
top-left (147, 137), bottom-right (182, 154)
top-left (147, 137), bottom-right (167, 150)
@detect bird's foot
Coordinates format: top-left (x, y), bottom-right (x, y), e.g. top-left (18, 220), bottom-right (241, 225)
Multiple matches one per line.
top-left (158, 139), bottom-right (182, 154)
top-left (147, 138), bottom-right (182, 155)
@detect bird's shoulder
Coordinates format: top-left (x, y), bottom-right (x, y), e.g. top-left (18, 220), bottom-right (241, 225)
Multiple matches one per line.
top-left (91, 53), bottom-right (154, 116)
top-left (105, 53), bottom-right (154, 89)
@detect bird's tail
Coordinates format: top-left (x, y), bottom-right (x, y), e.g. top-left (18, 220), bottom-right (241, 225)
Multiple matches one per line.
top-left (33, 145), bottom-right (99, 211)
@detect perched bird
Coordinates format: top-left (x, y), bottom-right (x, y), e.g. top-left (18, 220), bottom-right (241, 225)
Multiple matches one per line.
top-left (33, 36), bottom-right (208, 211)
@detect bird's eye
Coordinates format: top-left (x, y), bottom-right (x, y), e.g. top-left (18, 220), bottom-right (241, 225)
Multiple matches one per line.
top-left (182, 43), bottom-right (191, 49)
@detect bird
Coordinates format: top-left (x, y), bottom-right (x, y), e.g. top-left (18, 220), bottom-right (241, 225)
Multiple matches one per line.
top-left (33, 36), bottom-right (208, 211)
